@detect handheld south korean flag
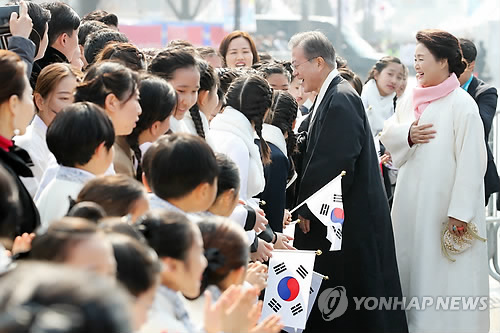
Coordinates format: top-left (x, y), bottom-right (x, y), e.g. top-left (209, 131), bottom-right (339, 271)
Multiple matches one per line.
top-left (290, 171), bottom-right (345, 251)
top-left (261, 250), bottom-right (316, 330)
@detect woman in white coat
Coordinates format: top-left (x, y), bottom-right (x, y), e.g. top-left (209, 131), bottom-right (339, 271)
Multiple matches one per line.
top-left (380, 29), bottom-right (489, 333)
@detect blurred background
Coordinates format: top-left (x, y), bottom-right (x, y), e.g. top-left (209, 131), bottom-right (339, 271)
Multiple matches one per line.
top-left (2, 0), bottom-right (498, 86)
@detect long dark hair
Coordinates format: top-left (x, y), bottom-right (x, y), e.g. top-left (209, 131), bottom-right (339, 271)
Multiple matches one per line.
top-left (225, 74), bottom-right (273, 165)
top-left (265, 91), bottom-right (298, 171)
top-left (189, 60), bottom-right (218, 139)
top-left (126, 74), bottom-right (177, 176)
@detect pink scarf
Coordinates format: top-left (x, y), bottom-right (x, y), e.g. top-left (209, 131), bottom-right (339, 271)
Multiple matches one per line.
top-left (412, 73), bottom-right (460, 119)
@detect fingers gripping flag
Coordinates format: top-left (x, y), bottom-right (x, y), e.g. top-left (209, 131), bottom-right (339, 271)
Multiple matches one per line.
top-left (290, 171), bottom-right (345, 251)
top-left (261, 250), bottom-right (316, 330)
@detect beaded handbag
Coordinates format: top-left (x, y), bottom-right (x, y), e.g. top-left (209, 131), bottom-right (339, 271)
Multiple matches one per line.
top-left (441, 222), bottom-right (486, 262)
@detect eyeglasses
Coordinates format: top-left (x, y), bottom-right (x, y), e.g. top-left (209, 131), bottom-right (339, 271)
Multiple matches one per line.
top-left (291, 57), bottom-right (318, 71)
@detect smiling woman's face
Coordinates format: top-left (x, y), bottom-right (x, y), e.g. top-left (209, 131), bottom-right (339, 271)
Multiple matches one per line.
top-left (414, 43), bottom-right (449, 87)
top-left (225, 37), bottom-right (254, 68)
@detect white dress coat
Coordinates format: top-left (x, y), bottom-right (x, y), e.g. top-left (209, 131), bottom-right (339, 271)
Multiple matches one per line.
top-left (14, 115), bottom-right (57, 197)
top-left (380, 87), bottom-right (489, 333)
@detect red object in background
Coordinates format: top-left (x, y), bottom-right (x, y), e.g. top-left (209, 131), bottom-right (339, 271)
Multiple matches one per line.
top-left (210, 26), bottom-right (226, 46)
top-left (119, 24), bottom-right (163, 48)
top-left (168, 25), bottom-right (203, 45)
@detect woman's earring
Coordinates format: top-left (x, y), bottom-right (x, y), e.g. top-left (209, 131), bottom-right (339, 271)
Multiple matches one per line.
top-left (13, 129), bottom-right (20, 136)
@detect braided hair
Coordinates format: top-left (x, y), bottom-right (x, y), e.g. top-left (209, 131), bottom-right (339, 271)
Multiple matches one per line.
top-left (189, 60), bottom-right (218, 139)
top-left (126, 74), bottom-right (177, 179)
top-left (265, 91), bottom-right (298, 173)
top-left (226, 74), bottom-right (273, 165)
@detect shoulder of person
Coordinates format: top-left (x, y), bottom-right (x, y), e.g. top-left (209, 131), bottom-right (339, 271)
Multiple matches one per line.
top-left (474, 77), bottom-right (497, 98)
top-left (452, 87), bottom-right (480, 115)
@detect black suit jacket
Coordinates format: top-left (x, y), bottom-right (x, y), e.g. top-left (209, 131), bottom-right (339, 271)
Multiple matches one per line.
top-left (466, 76), bottom-right (500, 203)
top-left (294, 75), bottom-right (407, 333)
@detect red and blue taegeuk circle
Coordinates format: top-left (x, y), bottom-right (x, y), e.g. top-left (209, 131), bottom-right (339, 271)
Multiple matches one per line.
top-left (277, 276), bottom-right (300, 302)
top-left (330, 207), bottom-right (345, 224)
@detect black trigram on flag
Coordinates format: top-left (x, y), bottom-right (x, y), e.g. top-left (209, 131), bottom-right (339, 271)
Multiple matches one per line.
top-left (273, 262), bottom-right (286, 275)
top-left (291, 303), bottom-right (304, 316)
top-left (320, 204), bottom-right (329, 216)
top-left (332, 225), bottom-right (342, 240)
top-left (333, 194), bottom-right (342, 203)
top-left (297, 265), bottom-right (308, 279)
top-left (268, 298), bottom-right (282, 313)
top-left (310, 286), bottom-right (314, 295)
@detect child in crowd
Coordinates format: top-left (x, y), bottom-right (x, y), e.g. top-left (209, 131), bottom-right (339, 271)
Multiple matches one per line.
top-left (73, 61), bottom-right (141, 177)
top-left (36, 102), bottom-right (115, 226)
top-left (258, 62), bottom-right (291, 91)
top-left (126, 75), bottom-right (177, 178)
top-left (209, 74), bottom-right (274, 262)
top-left (15, 63), bottom-right (80, 196)
top-left (142, 133), bottom-right (219, 215)
top-left (149, 48), bottom-right (200, 133)
top-left (106, 232), bottom-right (161, 330)
top-left (76, 174), bottom-right (149, 222)
top-left (185, 60), bottom-right (219, 139)
top-left (29, 217), bottom-right (116, 277)
top-left (361, 56), bottom-right (405, 136)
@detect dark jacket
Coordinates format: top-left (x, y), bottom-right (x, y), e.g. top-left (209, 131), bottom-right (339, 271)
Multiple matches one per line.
top-left (8, 36), bottom-right (36, 77)
top-left (294, 75), bottom-right (407, 333)
top-left (0, 146), bottom-right (40, 237)
top-left (31, 46), bottom-right (69, 88)
top-left (466, 76), bottom-right (500, 204)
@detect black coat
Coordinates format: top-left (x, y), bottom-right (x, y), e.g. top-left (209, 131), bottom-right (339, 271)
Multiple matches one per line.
top-left (0, 146), bottom-right (40, 238)
top-left (466, 76), bottom-right (500, 203)
top-left (31, 47), bottom-right (69, 88)
top-left (294, 76), bottom-right (408, 333)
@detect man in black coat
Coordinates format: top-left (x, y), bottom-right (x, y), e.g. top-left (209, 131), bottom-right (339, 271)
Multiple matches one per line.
top-left (31, 2), bottom-right (80, 87)
top-left (459, 38), bottom-right (500, 205)
top-left (290, 31), bottom-right (407, 332)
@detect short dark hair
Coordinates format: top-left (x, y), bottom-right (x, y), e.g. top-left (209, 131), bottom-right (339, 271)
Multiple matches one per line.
top-left (137, 210), bottom-right (195, 261)
top-left (289, 31), bottom-right (336, 68)
top-left (41, 2), bottom-right (80, 47)
top-left (214, 153), bottom-right (240, 198)
top-left (82, 10), bottom-right (118, 28)
top-left (84, 29), bottom-right (129, 65)
top-left (46, 102), bottom-right (115, 167)
top-left (257, 62), bottom-right (291, 83)
top-left (142, 133), bottom-right (219, 200)
top-left (149, 48), bottom-right (198, 81)
top-left (74, 61), bottom-right (139, 107)
top-left (25, 1), bottom-right (51, 56)
top-left (107, 233), bottom-right (161, 297)
top-left (0, 262), bottom-right (132, 333)
top-left (459, 38), bottom-right (477, 64)
top-left (416, 29), bottom-right (467, 78)
top-left (76, 174), bottom-right (147, 218)
top-left (67, 201), bottom-right (107, 222)
top-left (78, 20), bottom-right (108, 47)
top-left (30, 217), bottom-right (99, 262)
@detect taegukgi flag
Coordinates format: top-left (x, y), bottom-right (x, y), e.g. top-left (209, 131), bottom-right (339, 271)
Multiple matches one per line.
top-left (261, 250), bottom-right (316, 330)
top-left (283, 271), bottom-right (326, 333)
top-left (290, 171), bottom-right (345, 251)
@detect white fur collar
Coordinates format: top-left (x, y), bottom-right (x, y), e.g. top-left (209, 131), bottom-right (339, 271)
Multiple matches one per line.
top-left (262, 124), bottom-right (287, 157)
top-left (210, 106), bottom-right (265, 198)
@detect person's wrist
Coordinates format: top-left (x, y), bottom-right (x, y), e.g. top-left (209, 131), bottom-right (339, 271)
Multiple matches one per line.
top-left (272, 232), bottom-right (278, 244)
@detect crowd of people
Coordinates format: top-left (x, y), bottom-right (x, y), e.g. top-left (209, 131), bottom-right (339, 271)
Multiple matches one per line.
top-left (0, 1), bottom-right (495, 332)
